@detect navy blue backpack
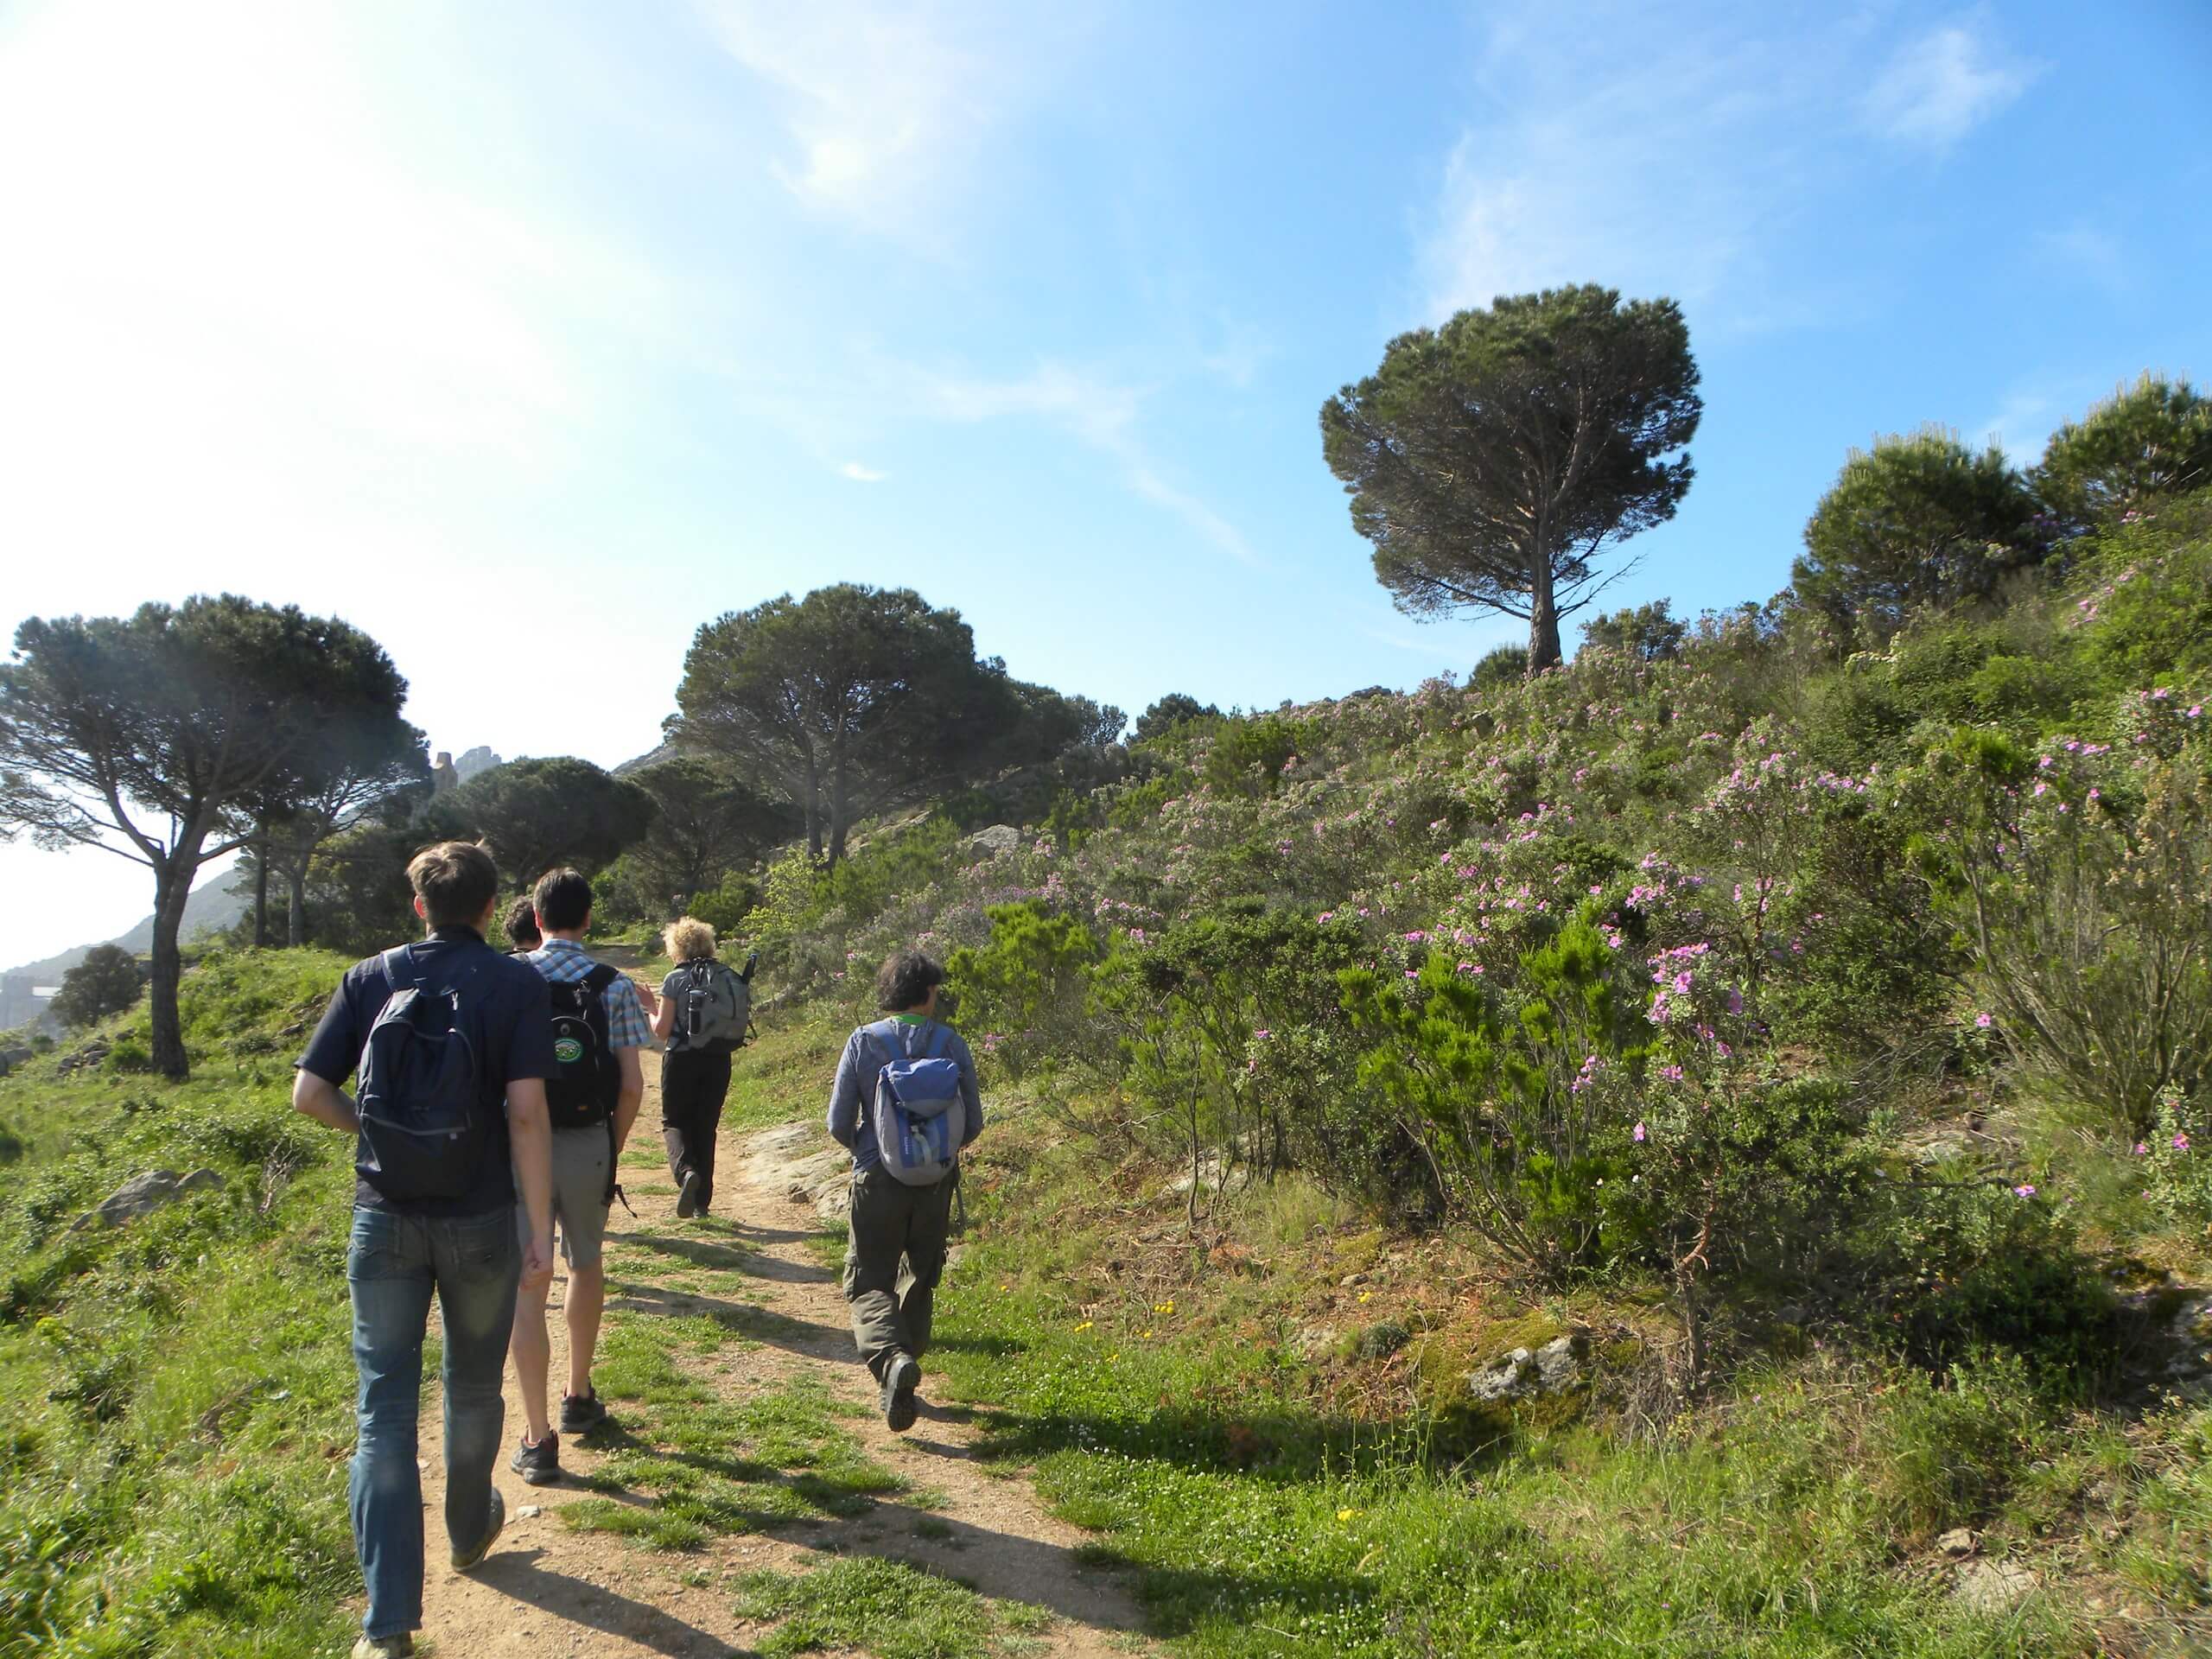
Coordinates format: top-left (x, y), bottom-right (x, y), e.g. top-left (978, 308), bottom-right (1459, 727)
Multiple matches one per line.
top-left (354, 945), bottom-right (486, 1202)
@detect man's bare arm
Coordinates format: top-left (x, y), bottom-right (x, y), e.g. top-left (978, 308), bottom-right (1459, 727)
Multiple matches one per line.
top-left (292, 1070), bottom-right (359, 1135)
top-left (508, 1078), bottom-right (556, 1292)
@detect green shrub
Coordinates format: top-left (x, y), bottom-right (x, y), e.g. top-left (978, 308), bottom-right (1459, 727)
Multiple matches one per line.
top-left (1201, 714), bottom-right (1319, 798)
top-left (1471, 643), bottom-right (1528, 690)
top-left (944, 901), bottom-right (1103, 1080)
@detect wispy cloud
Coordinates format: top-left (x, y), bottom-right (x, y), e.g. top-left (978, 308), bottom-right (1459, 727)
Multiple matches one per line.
top-left (1860, 16), bottom-right (2039, 151)
top-left (1421, 7), bottom-right (1845, 327)
top-left (688, 0), bottom-right (1077, 242)
top-left (840, 460), bottom-right (888, 483)
top-left (925, 362), bottom-right (1259, 565)
top-left (2034, 222), bottom-right (2126, 296)
top-left (1976, 387), bottom-right (2059, 464)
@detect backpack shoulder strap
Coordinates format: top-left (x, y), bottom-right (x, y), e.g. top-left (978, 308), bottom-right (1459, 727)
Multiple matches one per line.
top-left (923, 1021), bottom-right (951, 1060)
top-left (582, 963), bottom-right (620, 994)
top-left (380, 944), bottom-right (419, 992)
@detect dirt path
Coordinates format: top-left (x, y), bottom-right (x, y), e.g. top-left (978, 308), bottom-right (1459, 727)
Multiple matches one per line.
top-left (405, 1033), bottom-right (1154, 1658)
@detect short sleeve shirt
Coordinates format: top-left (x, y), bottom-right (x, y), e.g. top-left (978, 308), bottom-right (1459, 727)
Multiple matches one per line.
top-left (524, 938), bottom-right (650, 1048)
top-left (296, 926), bottom-right (559, 1216)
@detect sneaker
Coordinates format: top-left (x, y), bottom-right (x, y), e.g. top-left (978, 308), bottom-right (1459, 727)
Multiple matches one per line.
top-left (511, 1432), bottom-right (561, 1486)
top-left (882, 1353), bottom-right (920, 1433)
top-left (676, 1169), bottom-right (703, 1218)
top-left (559, 1389), bottom-right (608, 1436)
top-left (353, 1637), bottom-right (414, 1658)
top-left (450, 1484), bottom-right (505, 1572)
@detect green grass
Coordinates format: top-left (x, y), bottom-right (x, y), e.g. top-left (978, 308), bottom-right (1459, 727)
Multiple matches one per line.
top-left (732, 1556), bottom-right (1008, 1658)
top-left (0, 947), bottom-right (365, 1657)
top-left (564, 1322), bottom-right (906, 1550)
top-left (916, 1120), bottom-right (2212, 1658)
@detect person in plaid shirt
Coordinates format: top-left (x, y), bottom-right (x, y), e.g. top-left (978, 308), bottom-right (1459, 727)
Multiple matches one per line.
top-left (506, 868), bottom-right (651, 1487)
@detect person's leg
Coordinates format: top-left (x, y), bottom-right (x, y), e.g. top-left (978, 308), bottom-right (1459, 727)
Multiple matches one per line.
top-left (842, 1168), bottom-right (916, 1382)
top-left (346, 1206), bottom-right (435, 1641)
top-left (899, 1171), bottom-right (958, 1362)
top-left (661, 1051), bottom-right (702, 1211)
top-left (432, 1206), bottom-right (521, 1558)
top-left (556, 1130), bottom-right (612, 1402)
top-left (694, 1052), bottom-right (731, 1211)
top-left (508, 1196), bottom-right (557, 1446)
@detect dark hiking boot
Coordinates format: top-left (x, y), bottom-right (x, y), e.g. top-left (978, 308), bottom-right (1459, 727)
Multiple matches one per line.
top-left (353, 1637), bottom-right (415, 1658)
top-left (676, 1169), bottom-right (702, 1218)
top-left (882, 1353), bottom-right (921, 1432)
top-left (450, 1484), bottom-right (505, 1571)
top-left (511, 1432), bottom-right (560, 1486)
top-left (560, 1389), bottom-right (609, 1436)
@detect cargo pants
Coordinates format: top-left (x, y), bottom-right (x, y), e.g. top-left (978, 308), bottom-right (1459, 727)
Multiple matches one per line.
top-left (842, 1162), bottom-right (957, 1382)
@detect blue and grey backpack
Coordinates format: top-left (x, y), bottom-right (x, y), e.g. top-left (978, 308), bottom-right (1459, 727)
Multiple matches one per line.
top-left (354, 945), bottom-right (486, 1202)
top-left (866, 1020), bottom-right (967, 1187)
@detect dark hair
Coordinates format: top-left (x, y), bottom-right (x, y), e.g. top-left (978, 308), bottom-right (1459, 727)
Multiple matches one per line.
top-left (532, 868), bottom-right (594, 934)
top-left (503, 894), bottom-right (542, 950)
top-left (875, 948), bottom-right (945, 1012)
top-left (408, 841), bottom-right (499, 930)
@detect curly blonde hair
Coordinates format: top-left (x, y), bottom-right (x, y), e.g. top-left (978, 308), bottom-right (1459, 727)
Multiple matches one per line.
top-left (662, 917), bottom-right (717, 962)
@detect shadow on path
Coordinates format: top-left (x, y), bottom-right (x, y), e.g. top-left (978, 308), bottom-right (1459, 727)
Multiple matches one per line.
top-left (468, 1547), bottom-right (754, 1657)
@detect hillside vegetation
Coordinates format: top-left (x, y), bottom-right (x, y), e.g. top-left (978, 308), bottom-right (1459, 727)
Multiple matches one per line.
top-left (4, 500), bottom-right (2209, 1649)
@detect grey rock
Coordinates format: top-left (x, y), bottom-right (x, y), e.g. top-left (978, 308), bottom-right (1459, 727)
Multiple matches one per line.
top-left (1292, 1323), bottom-right (1340, 1361)
top-left (1953, 1558), bottom-right (2036, 1616)
top-left (1468, 1331), bottom-right (1590, 1405)
top-left (73, 1167), bottom-right (225, 1230)
top-left (963, 824), bottom-right (1022, 859)
top-left (1936, 1527), bottom-right (1978, 1558)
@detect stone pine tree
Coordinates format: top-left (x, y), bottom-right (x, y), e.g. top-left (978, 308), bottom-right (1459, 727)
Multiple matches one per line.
top-left (49, 944), bottom-right (144, 1031)
top-left (671, 584), bottom-right (1025, 866)
top-left (1794, 428), bottom-right (2041, 642)
top-left (1322, 284), bottom-right (1701, 674)
top-left (2033, 373), bottom-right (2212, 532)
top-left (0, 596), bottom-right (412, 1078)
top-left (421, 757), bottom-right (658, 889)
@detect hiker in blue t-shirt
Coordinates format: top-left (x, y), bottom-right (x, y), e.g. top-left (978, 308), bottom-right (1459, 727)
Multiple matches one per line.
top-left (292, 842), bottom-right (558, 1659)
top-left (826, 949), bottom-right (983, 1431)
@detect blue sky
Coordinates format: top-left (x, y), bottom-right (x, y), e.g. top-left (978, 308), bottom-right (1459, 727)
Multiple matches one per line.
top-left (2, 0), bottom-right (2208, 967)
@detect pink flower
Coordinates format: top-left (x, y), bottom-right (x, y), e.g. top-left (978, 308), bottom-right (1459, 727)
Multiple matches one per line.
top-left (2013, 1184), bottom-right (2037, 1198)
top-left (2133, 1141), bottom-right (2148, 1156)
top-left (1632, 1121), bottom-right (1647, 1143)
top-left (1974, 1012), bottom-right (1993, 1029)
top-left (2176, 1133), bottom-right (2193, 1152)
top-left (1658, 1065), bottom-right (1684, 1083)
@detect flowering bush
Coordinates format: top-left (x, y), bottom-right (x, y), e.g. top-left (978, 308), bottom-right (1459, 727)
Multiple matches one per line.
top-left (2141, 1085), bottom-right (2211, 1230)
top-left (944, 901), bottom-right (1103, 1082)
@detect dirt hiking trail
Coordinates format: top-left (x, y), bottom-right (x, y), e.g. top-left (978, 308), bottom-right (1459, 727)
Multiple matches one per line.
top-left (409, 1014), bottom-right (1156, 1659)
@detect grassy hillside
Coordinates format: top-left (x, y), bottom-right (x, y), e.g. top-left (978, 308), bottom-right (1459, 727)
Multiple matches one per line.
top-left (0, 950), bottom-right (363, 1658)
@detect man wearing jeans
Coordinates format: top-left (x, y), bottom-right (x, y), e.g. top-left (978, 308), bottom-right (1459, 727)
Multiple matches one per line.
top-left (293, 842), bottom-right (557, 1659)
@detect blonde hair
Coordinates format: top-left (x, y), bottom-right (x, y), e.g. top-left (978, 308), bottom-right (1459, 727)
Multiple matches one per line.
top-left (663, 917), bottom-right (717, 962)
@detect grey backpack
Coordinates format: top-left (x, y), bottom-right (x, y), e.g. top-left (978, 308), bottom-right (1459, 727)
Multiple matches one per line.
top-left (676, 960), bottom-right (749, 1052)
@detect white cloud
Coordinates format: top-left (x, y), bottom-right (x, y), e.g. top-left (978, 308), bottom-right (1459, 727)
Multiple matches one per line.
top-left (689, 0), bottom-right (1075, 240)
top-left (925, 362), bottom-right (1259, 565)
top-left (1976, 388), bottom-right (2059, 465)
top-left (1421, 8), bottom-right (1843, 326)
top-left (1860, 17), bottom-right (2038, 150)
top-left (840, 461), bottom-right (889, 482)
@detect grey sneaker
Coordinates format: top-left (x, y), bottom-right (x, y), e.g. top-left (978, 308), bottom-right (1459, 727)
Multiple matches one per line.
top-left (882, 1353), bottom-right (921, 1432)
top-left (451, 1483), bottom-right (505, 1571)
top-left (559, 1389), bottom-right (608, 1436)
top-left (353, 1637), bottom-right (415, 1658)
top-left (511, 1431), bottom-right (561, 1486)
top-left (676, 1169), bottom-right (703, 1218)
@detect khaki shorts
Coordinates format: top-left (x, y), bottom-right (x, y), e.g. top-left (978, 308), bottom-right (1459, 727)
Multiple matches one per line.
top-left (518, 1126), bottom-right (611, 1268)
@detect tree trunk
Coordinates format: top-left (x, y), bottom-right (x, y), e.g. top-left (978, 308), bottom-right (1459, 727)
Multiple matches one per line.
top-left (252, 822), bottom-right (270, 947)
top-left (287, 862), bottom-right (309, 948)
top-left (1527, 549), bottom-right (1563, 672)
top-left (147, 858), bottom-right (197, 1079)
top-left (827, 761), bottom-right (852, 868)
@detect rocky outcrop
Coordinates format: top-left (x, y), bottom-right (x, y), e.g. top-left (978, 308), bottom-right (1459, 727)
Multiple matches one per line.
top-left (963, 824), bottom-right (1022, 859)
top-left (73, 1168), bottom-right (225, 1230)
top-left (1467, 1330), bottom-right (1590, 1406)
top-left (742, 1122), bottom-right (853, 1223)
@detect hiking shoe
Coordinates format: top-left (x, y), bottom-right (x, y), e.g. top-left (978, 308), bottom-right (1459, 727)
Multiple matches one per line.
top-left (676, 1169), bottom-right (703, 1217)
top-left (353, 1637), bottom-right (414, 1658)
top-left (511, 1432), bottom-right (561, 1486)
top-left (882, 1353), bottom-right (921, 1433)
top-left (559, 1389), bottom-right (609, 1436)
top-left (450, 1484), bottom-right (505, 1572)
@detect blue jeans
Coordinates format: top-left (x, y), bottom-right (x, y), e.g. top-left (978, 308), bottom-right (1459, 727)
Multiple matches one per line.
top-left (347, 1204), bottom-right (519, 1639)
